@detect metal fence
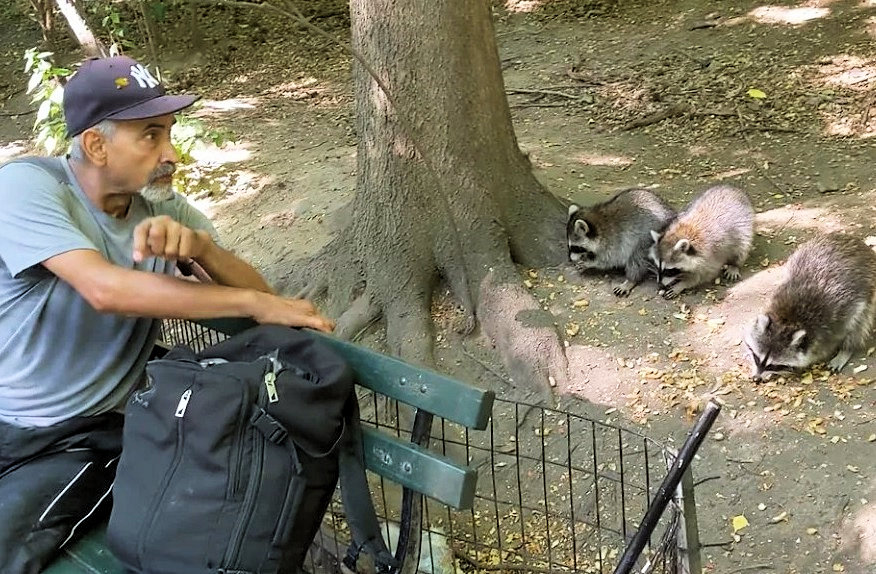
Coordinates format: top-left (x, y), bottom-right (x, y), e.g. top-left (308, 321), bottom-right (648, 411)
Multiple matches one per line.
top-left (159, 320), bottom-right (698, 574)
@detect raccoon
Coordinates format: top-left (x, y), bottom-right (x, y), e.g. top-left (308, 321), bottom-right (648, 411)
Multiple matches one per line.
top-left (567, 188), bottom-right (675, 297)
top-left (649, 184), bottom-right (754, 299)
top-left (744, 232), bottom-right (876, 381)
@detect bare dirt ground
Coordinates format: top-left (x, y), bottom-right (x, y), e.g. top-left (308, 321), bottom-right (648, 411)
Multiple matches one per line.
top-left (2, 0), bottom-right (875, 572)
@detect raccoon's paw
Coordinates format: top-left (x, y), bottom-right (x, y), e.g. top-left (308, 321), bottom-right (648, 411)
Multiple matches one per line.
top-left (613, 286), bottom-right (632, 298)
top-left (661, 288), bottom-right (680, 300)
top-left (827, 350), bottom-right (852, 373)
top-left (613, 281), bottom-right (634, 298)
top-left (723, 265), bottom-right (741, 282)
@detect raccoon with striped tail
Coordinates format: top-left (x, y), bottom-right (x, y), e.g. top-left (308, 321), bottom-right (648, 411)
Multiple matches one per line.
top-left (649, 184), bottom-right (754, 299)
top-left (566, 188), bottom-right (675, 297)
top-left (744, 232), bottom-right (876, 381)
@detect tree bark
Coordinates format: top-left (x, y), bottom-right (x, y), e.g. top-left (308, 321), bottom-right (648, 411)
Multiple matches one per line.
top-left (293, 0), bottom-right (568, 397)
top-left (54, 0), bottom-right (107, 58)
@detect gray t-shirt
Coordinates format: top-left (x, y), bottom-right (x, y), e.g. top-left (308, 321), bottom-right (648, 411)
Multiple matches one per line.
top-left (0, 156), bottom-right (217, 427)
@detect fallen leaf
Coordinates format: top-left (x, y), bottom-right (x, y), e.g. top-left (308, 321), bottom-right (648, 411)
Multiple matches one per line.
top-left (732, 515), bottom-right (749, 532)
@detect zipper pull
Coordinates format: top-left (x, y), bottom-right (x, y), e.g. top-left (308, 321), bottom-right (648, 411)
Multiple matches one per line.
top-left (264, 371), bottom-right (279, 403)
top-left (263, 351), bottom-right (283, 404)
top-left (175, 389), bottom-right (192, 417)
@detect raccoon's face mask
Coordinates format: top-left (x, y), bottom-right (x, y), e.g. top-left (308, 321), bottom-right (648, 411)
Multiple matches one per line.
top-left (745, 314), bottom-right (809, 382)
top-left (649, 231), bottom-right (686, 285)
top-left (566, 207), bottom-right (599, 266)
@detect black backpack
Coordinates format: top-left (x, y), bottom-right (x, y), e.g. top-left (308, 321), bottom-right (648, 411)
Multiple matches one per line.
top-left (106, 325), bottom-right (396, 574)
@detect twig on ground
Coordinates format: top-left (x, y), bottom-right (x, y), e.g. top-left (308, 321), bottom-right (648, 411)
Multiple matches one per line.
top-left (694, 109), bottom-right (736, 117)
top-left (455, 553), bottom-right (562, 574)
top-left (510, 103), bottom-right (567, 109)
top-left (725, 456), bottom-right (756, 464)
top-left (506, 87), bottom-right (587, 101)
top-left (622, 102), bottom-right (690, 131)
top-left (727, 565), bottom-right (773, 574)
top-left (700, 540), bottom-right (735, 548)
top-left (689, 21), bottom-right (718, 30)
top-left (303, 139), bottom-right (329, 151)
top-left (461, 343), bottom-right (510, 385)
top-left (693, 475), bottom-right (722, 487)
top-left (0, 109), bottom-right (36, 117)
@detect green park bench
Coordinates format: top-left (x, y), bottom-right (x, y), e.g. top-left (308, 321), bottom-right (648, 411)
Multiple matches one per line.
top-left (43, 317), bottom-right (495, 574)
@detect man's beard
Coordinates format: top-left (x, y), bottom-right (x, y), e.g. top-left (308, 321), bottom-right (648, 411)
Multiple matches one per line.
top-left (139, 163), bottom-right (176, 202)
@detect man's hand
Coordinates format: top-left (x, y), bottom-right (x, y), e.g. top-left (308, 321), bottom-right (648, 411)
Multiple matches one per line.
top-left (251, 293), bottom-right (335, 333)
top-left (133, 215), bottom-right (212, 263)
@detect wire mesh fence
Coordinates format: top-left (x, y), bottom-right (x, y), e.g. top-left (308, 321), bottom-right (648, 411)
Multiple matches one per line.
top-left (160, 320), bottom-right (687, 574)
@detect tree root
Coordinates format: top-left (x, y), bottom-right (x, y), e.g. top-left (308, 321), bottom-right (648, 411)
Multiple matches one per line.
top-left (335, 291), bottom-right (380, 339)
top-left (477, 270), bottom-right (565, 403)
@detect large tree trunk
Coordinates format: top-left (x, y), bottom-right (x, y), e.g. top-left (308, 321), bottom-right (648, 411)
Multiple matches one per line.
top-left (55, 0), bottom-right (106, 58)
top-left (294, 0), bottom-right (569, 396)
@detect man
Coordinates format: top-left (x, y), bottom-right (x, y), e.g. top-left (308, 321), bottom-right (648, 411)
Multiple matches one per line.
top-left (0, 55), bottom-right (333, 573)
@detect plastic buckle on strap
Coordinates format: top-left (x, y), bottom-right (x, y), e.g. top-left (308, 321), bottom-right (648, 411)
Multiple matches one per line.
top-left (249, 408), bottom-right (289, 445)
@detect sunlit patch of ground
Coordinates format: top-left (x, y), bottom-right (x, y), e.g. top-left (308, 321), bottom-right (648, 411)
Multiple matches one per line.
top-left (748, 4), bottom-right (831, 26)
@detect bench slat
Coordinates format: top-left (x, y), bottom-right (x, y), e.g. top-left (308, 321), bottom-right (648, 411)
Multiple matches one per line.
top-left (362, 427), bottom-right (477, 510)
top-left (192, 318), bottom-right (495, 430)
top-left (42, 526), bottom-right (123, 574)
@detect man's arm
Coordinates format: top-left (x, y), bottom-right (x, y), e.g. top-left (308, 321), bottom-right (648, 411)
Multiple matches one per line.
top-left (193, 240), bottom-right (274, 293)
top-left (132, 215), bottom-right (273, 293)
top-left (42, 249), bottom-right (334, 332)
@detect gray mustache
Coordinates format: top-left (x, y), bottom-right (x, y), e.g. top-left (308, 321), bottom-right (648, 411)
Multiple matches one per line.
top-left (148, 164), bottom-right (176, 183)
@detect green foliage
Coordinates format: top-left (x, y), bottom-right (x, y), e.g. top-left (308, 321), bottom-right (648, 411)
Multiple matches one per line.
top-left (172, 114), bottom-right (232, 164)
top-left (23, 48), bottom-right (71, 154)
top-left (91, 2), bottom-right (138, 54)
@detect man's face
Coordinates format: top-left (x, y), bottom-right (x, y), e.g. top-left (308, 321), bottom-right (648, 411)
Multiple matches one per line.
top-left (104, 114), bottom-right (179, 201)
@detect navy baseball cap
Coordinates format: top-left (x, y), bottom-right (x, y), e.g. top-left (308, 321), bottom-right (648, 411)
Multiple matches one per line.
top-left (63, 56), bottom-right (199, 137)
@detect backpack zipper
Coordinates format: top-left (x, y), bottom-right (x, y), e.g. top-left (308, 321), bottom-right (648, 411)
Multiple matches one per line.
top-left (137, 384), bottom-right (192, 568)
top-left (221, 359), bottom-right (271, 568)
top-left (227, 380), bottom-right (251, 499)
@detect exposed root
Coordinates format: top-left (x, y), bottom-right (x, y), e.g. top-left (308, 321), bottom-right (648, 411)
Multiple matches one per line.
top-left (295, 279), bottom-right (328, 301)
top-left (385, 293), bottom-right (434, 367)
top-left (335, 291), bottom-right (381, 339)
top-left (477, 270), bottom-right (565, 403)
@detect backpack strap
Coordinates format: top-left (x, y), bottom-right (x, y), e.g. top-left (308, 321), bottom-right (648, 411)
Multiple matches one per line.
top-left (3, 156), bottom-right (70, 185)
top-left (339, 395), bottom-right (398, 574)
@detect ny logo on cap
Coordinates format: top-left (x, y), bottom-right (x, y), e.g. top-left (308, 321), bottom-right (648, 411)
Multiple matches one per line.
top-left (130, 64), bottom-right (160, 89)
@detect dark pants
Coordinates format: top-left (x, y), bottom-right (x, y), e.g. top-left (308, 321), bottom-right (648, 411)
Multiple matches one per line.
top-left (0, 413), bottom-right (123, 574)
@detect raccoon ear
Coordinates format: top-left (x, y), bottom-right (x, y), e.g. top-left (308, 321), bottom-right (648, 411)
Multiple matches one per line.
top-left (568, 204), bottom-right (580, 217)
top-left (650, 230), bottom-right (662, 244)
top-left (790, 329), bottom-right (807, 349)
top-left (673, 238), bottom-right (693, 254)
top-left (754, 314), bottom-right (771, 333)
top-left (574, 219), bottom-right (595, 238)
